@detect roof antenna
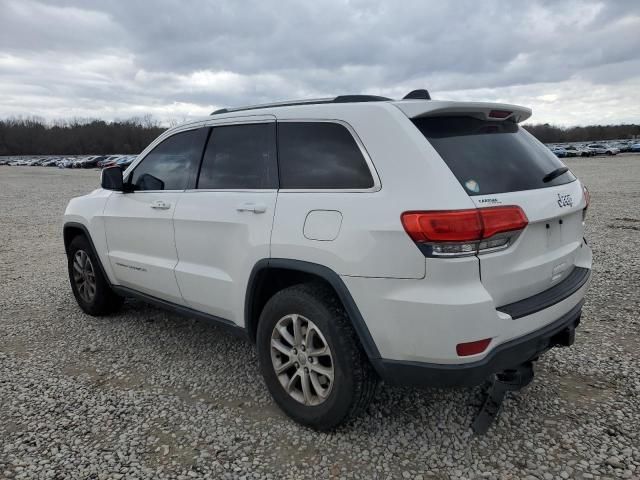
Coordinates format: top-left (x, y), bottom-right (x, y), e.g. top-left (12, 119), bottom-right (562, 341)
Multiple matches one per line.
top-left (403, 89), bottom-right (431, 100)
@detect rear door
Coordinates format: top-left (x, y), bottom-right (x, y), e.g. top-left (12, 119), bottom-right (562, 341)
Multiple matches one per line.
top-left (173, 119), bottom-right (278, 323)
top-left (413, 116), bottom-right (588, 307)
top-left (104, 127), bottom-right (208, 304)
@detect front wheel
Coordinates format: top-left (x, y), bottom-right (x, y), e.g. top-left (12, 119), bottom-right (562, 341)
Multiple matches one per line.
top-left (67, 235), bottom-right (123, 316)
top-left (256, 283), bottom-right (377, 430)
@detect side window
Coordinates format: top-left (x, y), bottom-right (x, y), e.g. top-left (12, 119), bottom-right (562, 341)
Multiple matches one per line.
top-left (130, 128), bottom-right (208, 191)
top-left (278, 122), bottom-right (374, 189)
top-left (197, 123), bottom-right (277, 189)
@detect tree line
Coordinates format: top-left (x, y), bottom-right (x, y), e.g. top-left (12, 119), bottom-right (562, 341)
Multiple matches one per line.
top-left (523, 123), bottom-right (640, 144)
top-left (0, 116), bottom-right (638, 156)
top-left (0, 116), bottom-right (166, 156)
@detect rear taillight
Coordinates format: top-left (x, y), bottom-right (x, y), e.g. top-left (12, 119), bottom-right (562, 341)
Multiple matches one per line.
top-left (582, 184), bottom-right (590, 219)
top-left (401, 206), bottom-right (528, 257)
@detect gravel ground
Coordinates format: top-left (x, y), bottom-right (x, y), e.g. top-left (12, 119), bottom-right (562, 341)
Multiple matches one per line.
top-left (1, 156), bottom-right (639, 480)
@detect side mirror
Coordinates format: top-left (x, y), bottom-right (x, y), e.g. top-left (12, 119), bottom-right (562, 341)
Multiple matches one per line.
top-left (101, 166), bottom-right (125, 191)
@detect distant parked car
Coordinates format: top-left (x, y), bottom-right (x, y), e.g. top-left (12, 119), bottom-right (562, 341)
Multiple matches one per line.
top-left (82, 156), bottom-right (107, 168)
top-left (116, 155), bottom-right (135, 167)
top-left (97, 156), bottom-right (119, 168)
top-left (564, 145), bottom-right (593, 157)
top-left (630, 143), bottom-right (640, 152)
top-left (550, 146), bottom-right (568, 158)
top-left (560, 146), bottom-right (578, 157)
top-left (611, 142), bottom-right (632, 152)
top-left (587, 144), bottom-right (619, 155)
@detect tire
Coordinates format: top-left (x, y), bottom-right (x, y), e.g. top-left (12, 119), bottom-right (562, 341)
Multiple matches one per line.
top-left (256, 282), bottom-right (377, 430)
top-left (67, 235), bottom-right (124, 316)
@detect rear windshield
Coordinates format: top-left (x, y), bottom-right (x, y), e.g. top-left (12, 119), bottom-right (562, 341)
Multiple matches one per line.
top-left (413, 116), bottom-right (576, 196)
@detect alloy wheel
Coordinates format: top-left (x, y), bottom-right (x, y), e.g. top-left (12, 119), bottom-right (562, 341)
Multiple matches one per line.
top-left (73, 250), bottom-right (96, 303)
top-left (270, 314), bottom-right (334, 406)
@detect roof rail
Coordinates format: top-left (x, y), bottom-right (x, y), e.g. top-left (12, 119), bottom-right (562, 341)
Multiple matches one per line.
top-left (210, 94), bottom-right (392, 115)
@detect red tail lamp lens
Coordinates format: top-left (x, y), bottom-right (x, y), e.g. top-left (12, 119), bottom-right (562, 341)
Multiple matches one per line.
top-left (401, 210), bottom-right (482, 243)
top-left (401, 206), bottom-right (528, 243)
top-left (456, 338), bottom-right (492, 357)
top-left (582, 185), bottom-right (590, 210)
top-left (479, 206), bottom-right (528, 238)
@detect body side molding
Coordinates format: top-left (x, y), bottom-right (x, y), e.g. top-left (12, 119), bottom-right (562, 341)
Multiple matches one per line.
top-left (112, 286), bottom-right (247, 338)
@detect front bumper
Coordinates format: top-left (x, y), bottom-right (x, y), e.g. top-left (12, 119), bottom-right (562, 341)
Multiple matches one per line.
top-left (372, 301), bottom-right (583, 388)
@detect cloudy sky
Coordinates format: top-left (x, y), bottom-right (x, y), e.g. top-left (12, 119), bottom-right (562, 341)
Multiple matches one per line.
top-left (1, 0), bottom-right (639, 126)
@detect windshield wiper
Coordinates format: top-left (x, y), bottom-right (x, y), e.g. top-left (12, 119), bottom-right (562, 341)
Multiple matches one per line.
top-left (543, 166), bottom-right (569, 183)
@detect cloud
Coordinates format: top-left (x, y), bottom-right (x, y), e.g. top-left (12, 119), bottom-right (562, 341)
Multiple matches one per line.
top-left (0, 0), bottom-right (638, 125)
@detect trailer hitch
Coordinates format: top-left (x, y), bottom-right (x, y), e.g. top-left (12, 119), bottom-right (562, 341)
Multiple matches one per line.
top-left (472, 362), bottom-right (534, 434)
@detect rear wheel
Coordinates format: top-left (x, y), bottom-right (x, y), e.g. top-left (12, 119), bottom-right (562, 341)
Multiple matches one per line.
top-left (256, 283), bottom-right (377, 430)
top-left (67, 235), bottom-right (123, 316)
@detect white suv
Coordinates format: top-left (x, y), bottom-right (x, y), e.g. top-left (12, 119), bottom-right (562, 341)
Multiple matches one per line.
top-left (63, 92), bottom-right (592, 430)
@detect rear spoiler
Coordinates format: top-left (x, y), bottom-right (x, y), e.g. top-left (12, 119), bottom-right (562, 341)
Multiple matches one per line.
top-left (393, 100), bottom-right (532, 123)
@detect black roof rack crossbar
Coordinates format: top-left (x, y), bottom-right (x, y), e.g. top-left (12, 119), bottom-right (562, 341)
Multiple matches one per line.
top-left (210, 95), bottom-right (393, 115)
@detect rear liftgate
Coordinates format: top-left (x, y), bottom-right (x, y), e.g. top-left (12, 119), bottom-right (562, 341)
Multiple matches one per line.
top-left (471, 323), bottom-right (577, 434)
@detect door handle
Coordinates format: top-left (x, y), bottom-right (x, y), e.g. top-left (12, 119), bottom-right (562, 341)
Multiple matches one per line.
top-left (150, 200), bottom-right (171, 210)
top-left (236, 203), bottom-right (267, 214)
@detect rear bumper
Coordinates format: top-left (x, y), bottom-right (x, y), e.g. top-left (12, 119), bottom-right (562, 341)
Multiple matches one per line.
top-left (372, 301), bottom-right (583, 388)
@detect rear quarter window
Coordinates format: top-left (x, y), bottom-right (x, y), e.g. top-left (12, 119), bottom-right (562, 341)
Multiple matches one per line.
top-left (413, 116), bottom-right (576, 196)
top-left (277, 122), bottom-right (374, 189)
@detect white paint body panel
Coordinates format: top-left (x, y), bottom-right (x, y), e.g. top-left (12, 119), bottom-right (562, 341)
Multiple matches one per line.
top-left (472, 179), bottom-right (587, 306)
top-left (172, 190), bottom-right (277, 323)
top-left (103, 191), bottom-right (185, 304)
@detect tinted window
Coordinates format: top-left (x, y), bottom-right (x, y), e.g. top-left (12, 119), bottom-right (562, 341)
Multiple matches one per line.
top-left (413, 116), bottom-right (576, 196)
top-left (198, 123), bottom-right (277, 189)
top-left (130, 128), bottom-right (208, 191)
top-left (278, 122), bottom-right (374, 189)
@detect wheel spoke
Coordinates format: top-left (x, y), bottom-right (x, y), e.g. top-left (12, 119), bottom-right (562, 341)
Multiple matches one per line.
top-left (271, 338), bottom-right (292, 357)
top-left (304, 324), bottom-right (315, 349)
top-left (307, 346), bottom-right (329, 357)
top-left (275, 358), bottom-right (295, 374)
top-left (309, 371), bottom-right (329, 399)
top-left (310, 363), bottom-right (333, 381)
top-left (276, 324), bottom-right (295, 347)
top-left (292, 314), bottom-right (302, 346)
top-left (300, 370), bottom-right (312, 405)
top-left (285, 371), bottom-right (300, 392)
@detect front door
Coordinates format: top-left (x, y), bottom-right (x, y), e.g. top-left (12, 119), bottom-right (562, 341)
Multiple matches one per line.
top-left (103, 126), bottom-right (209, 304)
